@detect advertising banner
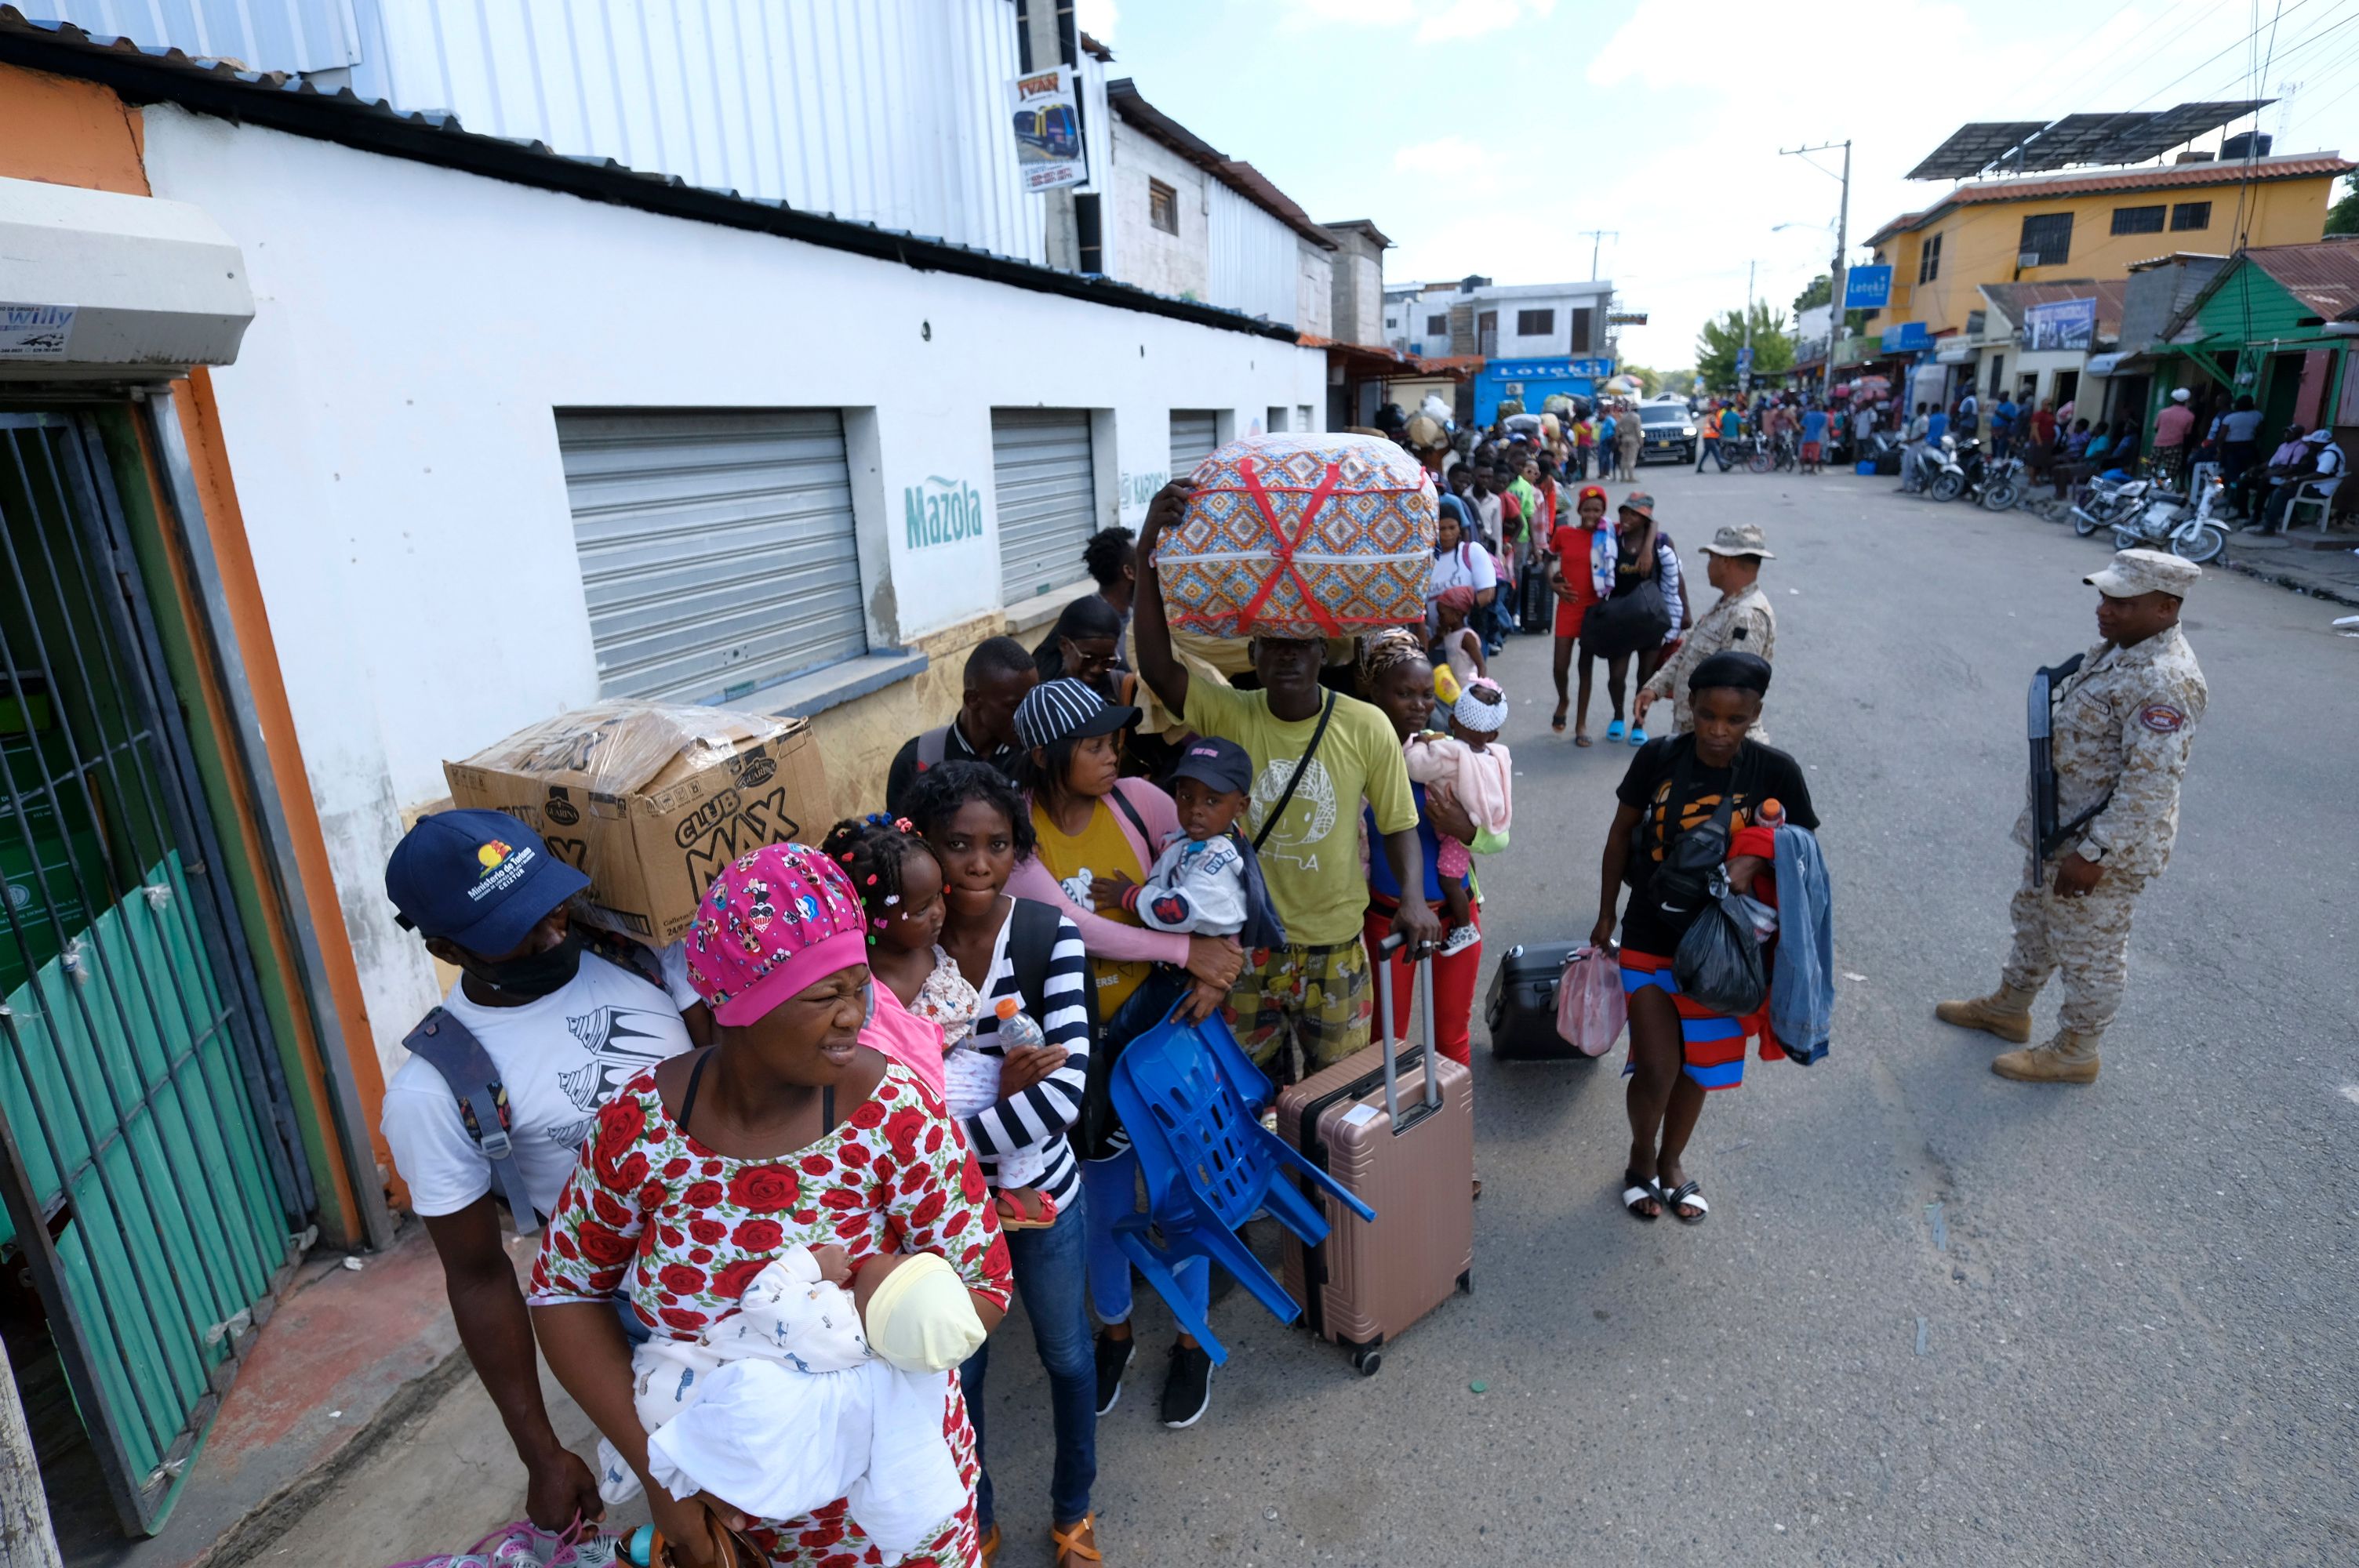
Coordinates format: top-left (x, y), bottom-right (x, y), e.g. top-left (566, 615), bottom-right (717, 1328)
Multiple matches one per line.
top-left (2023, 297), bottom-right (2098, 352)
top-left (1009, 67), bottom-right (1087, 192)
top-left (1844, 266), bottom-right (1893, 309)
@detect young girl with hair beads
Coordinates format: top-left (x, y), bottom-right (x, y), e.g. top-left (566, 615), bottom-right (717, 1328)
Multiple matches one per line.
top-left (816, 812), bottom-right (956, 1098)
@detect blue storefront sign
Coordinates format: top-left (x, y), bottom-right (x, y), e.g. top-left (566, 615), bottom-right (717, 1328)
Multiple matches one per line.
top-left (1844, 266), bottom-right (1893, 309)
top-left (1473, 356), bottom-right (1615, 425)
top-left (1880, 321), bottom-right (1930, 353)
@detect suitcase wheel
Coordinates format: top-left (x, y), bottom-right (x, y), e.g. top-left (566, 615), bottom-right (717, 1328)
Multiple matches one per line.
top-left (1351, 1348), bottom-right (1383, 1377)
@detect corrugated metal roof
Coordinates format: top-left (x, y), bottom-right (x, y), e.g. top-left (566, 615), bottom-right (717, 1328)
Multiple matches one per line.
top-left (1866, 154), bottom-right (2352, 241)
top-left (2243, 238), bottom-right (2359, 316)
top-left (1978, 278), bottom-right (2132, 336)
top-left (0, 7), bottom-right (1306, 343)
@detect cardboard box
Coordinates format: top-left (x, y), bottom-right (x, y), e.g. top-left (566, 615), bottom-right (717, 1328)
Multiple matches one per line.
top-left (444, 703), bottom-right (829, 948)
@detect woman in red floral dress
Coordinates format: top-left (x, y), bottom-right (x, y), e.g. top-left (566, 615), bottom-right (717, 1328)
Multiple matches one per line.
top-left (530, 842), bottom-right (1014, 1568)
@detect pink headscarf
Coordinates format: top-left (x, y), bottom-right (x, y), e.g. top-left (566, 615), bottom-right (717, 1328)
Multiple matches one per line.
top-left (683, 842), bottom-right (868, 1027)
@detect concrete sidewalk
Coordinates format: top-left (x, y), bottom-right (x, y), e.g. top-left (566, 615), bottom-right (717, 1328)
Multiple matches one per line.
top-left (2219, 529), bottom-right (2359, 606)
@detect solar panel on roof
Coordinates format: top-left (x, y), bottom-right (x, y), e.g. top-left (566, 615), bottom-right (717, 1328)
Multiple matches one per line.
top-left (2008, 111), bottom-right (2153, 171)
top-left (2091, 100), bottom-right (2270, 165)
top-left (1907, 120), bottom-right (2052, 180)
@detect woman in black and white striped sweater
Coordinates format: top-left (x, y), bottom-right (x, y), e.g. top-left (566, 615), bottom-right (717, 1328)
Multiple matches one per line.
top-left (907, 760), bottom-right (1103, 1568)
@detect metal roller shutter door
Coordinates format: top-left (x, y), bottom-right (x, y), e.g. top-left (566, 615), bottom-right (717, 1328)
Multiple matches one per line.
top-left (1169, 409), bottom-right (1221, 478)
top-left (991, 409), bottom-right (1096, 604)
top-left (558, 408), bottom-right (867, 705)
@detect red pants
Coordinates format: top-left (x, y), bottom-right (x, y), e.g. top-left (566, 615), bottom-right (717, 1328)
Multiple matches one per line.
top-left (1361, 903), bottom-right (1480, 1067)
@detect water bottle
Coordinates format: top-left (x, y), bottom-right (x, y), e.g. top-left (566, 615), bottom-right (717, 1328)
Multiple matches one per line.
top-left (994, 995), bottom-right (1046, 1052)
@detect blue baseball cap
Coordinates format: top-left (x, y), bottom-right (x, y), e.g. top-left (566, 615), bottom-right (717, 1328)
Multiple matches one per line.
top-left (384, 809), bottom-right (590, 956)
top-left (1166, 736), bottom-right (1252, 798)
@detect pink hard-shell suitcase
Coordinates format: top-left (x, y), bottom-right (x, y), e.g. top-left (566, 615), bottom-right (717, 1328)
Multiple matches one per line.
top-left (1275, 938), bottom-right (1474, 1374)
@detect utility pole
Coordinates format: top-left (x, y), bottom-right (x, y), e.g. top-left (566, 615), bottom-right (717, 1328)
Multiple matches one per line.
top-left (1781, 137), bottom-right (1852, 405)
top-left (1579, 229), bottom-right (1618, 281)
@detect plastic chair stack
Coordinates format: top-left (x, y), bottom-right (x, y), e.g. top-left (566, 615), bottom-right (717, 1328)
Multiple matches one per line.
top-left (1107, 1007), bottom-right (1376, 1363)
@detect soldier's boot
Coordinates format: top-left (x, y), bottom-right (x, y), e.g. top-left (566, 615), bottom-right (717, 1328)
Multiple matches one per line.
top-left (1933, 985), bottom-right (2038, 1044)
top-left (1992, 1029), bottom-right (2101, 1085)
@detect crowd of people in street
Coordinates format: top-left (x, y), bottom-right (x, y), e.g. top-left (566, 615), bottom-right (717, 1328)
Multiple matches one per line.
top-left (360, 397), bottom-right (2213, 1567)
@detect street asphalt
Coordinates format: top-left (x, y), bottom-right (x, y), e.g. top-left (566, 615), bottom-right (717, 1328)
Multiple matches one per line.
top-left (253, 463), bottom-right (2359, 1568)
top-left (958, 463), bottom-right (2359, 1567)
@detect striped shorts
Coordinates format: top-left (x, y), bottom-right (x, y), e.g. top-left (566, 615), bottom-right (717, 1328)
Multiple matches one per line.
top-left (1618, 948), bottom-right (1752, 1091)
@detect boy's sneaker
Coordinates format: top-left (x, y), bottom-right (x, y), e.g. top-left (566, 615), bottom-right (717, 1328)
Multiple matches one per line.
top-left (1439, 924), bottom-right (1481, 958)
top-left (1160, 1342), bottom-right (1213, 1428)
top-left (1094, 1331), bottom-right (1135, 1416)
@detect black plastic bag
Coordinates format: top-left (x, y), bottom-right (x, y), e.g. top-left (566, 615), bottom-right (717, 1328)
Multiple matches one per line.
top-left (1674, 888), bottom-right (1768, 1016)
top-left (1581, 577), bottom-right (1670, 659)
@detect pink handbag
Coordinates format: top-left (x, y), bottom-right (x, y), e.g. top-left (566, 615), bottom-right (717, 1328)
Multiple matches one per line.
top-left (1554, 945), bottom-right (1627, 1058)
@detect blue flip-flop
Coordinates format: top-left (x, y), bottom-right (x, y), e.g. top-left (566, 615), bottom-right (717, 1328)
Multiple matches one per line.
top-left (1605, 720), bottom-right (1627, 741)
top-left (1628, 727), bottom-right (1649, 746)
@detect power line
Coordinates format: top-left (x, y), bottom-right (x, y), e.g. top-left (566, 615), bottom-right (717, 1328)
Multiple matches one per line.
top-left (2116, 0), bottom-right (2337, 111)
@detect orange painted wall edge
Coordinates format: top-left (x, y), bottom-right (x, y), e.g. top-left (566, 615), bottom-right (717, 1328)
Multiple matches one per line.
top-left (173, 368), bottom-right (402, 1218)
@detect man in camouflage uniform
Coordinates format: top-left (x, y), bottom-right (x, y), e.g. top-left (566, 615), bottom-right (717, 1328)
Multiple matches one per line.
top-left (1936, 549), bottom-right (2207, 1083)
top-left (1633, 522), bottom-right (1779, 740)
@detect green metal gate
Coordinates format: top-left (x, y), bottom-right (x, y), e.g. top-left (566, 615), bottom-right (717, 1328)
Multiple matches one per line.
top-left (0, 411), bottom-right (311, 1536)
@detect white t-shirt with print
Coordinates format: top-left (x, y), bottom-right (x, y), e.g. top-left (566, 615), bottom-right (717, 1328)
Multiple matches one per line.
top-left (1427, 542), bottom-right (1497, 601)
top-left (380, 953), bottom-right (693, 1220)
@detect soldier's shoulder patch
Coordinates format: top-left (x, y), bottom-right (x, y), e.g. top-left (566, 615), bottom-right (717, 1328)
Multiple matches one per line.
top-left (2137, 702), bottom-right (2186, 733)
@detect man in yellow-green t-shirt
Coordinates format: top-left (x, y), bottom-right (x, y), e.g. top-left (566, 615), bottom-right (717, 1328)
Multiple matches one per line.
top-left (1132, 482), bottom-right (1439, 1076)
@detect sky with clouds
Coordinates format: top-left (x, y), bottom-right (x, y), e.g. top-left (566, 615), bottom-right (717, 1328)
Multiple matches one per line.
top-left (1079, 0), bottom-right (2359, 369)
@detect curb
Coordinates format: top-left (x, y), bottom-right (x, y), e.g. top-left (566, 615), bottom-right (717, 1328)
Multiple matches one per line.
top-left (205, 1348), bottom-right (473, 1568)
top-left (2217, 554), bottom-right (2359, 608)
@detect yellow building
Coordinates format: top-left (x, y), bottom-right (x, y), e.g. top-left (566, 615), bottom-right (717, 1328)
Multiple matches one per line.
top-left (1864, 153), bottom-right (2353, 338)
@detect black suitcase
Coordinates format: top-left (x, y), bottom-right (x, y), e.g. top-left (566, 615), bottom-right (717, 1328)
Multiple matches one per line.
top-left (1483, 941), bottom-right (1589, 1060)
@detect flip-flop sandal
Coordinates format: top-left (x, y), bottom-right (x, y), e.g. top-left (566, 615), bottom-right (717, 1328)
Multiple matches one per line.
top-left (1574, 730), bottom-right (1594, 747)
top-left (1621, 1171), bottom-right (1663, 1221)
top-left (1551, 702), bottom-right (1568, 734)
top-left (1663, 1179), bottom-right (1709, 1225)
top-left (995, 1190), bottom-right (1059, 1230)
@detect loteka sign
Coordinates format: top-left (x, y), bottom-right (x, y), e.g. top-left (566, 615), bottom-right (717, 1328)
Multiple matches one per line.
top-left (904, 475), bottom-right (986, 550)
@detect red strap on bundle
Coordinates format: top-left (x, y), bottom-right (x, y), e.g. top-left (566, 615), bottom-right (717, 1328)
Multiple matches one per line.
top-left (1232, 456), bottom-right (1346, 638)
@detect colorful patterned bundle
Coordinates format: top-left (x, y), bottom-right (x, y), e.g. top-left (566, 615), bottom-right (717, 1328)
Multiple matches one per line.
top-left (1158, 434), bottom-right (1437, 641)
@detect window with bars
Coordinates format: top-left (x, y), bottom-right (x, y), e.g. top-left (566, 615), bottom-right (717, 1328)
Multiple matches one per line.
top-left (1917, 232), bottom-right (1943, 284)
top-left (1148, 178), bottom-right (1178, 234)
top-left (2019, 212), bottom-right (2074, 267)
top-left (2172, 201), bottom-right (2212, 231)
top-left (2110, 205), bottom-right (2166, 235)
top-left (1426, 313), bottom-right (1448, 336)
top-left (1516, 308), bottom-right (1555, 336)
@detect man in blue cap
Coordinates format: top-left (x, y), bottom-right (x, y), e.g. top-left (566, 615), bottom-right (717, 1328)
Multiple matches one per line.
top-left (379, 809), bottom-right (694, 1528)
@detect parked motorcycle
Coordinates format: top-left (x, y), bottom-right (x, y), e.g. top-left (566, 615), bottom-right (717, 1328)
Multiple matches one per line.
top-left (2070, 471), bottom-right (2150, 537)
top-left (2109, 471), bottom-right (2228, 564)
top-left (1929, 437), bottom-right (1990, 503)
top-left (1979, 452), bottom-right (2026, 512)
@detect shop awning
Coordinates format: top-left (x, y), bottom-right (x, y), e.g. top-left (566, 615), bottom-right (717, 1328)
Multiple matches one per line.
top-left (2084, 351), bottom-right (2141, 376)
top-left (1936, 340), bottom-right (1981, 365)
top-left (0, 175), bottom-right (253, 379)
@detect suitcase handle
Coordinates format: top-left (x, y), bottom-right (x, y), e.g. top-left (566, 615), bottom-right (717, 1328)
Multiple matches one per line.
top-left (1372, 934), bottom-right (1441, 1126)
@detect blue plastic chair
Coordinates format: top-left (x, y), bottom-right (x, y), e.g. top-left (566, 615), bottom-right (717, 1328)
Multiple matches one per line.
top-left (1108, 1007), bottom-right (1375, 1362)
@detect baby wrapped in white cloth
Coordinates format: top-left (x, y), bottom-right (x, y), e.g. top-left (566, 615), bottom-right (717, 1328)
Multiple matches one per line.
top-left (596, 1245), bottom-right (984, 1566)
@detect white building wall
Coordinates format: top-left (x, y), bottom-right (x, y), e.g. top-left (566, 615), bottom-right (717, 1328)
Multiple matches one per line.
top-left (1205, 182), bottom-right (1298, 324)
top-left (1477, 287), bottom-right (1613, 358)
top-left (1296, 246), bottom-right (1334, 339)
top-left (1110, 117), bottom-right (1209, 302)
top-left (137, 105), bottom-right (1323, 1076)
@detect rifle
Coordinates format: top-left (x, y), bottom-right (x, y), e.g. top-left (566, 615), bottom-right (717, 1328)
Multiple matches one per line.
top-left (2027, 653), bottom-right (2109, 867)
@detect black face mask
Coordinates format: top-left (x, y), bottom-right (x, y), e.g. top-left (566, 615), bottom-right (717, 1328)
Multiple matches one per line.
top-left (467, 930), bottom-right (583, 1000)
